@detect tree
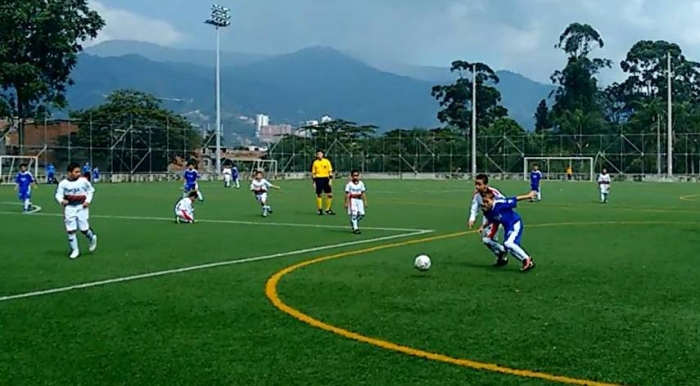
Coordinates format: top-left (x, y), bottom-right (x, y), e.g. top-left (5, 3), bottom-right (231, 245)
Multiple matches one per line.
top-left (431, 60), bottom-right (508, 137)
top-left (533, 99), bottom-right (551, 132)
top-left (550, 23), bottom-right (611, 139)
top-left (0, 0), bottom-right (105, 153)
top-left (59, 90), bottom-right (202, 172)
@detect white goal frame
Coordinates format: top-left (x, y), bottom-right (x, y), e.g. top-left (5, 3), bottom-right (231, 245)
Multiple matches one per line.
top-left (523, 157), bottom-right (594, 181)
top-left (226, 158), bottom-right (279, 180)
top-left (0, 156), bottom-right (39, 185)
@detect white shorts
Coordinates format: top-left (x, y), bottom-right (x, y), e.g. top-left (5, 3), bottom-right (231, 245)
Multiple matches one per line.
top-left (224, 174), bottom-right (232, 182)
top-left (175, 209), bottom-right (194, 221)
top-left (64, 205), bottom-right (90, 232)
top-left (255, 192), bottom-right (268, 203)
top-left (600, 186), bottom-right (610, 194)
top-left (347, 199), bottom-right (365, 216)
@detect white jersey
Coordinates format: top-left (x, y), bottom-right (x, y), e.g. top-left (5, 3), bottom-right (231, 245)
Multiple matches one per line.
top-left (345, 180), bottom-right (366, 198)
top-left (345, 180), bottom-right (366, 215)
top-left (250, 178), bottom-right (272, 193)
top-left (469, 187), bottom-right (504, 223)
top-left (223, 167), bottom-right (232, 176)
top-left (597, 173), bottom-right (611, 193)
top-left (55, 178), bottom-right (95, 206)
top-left (175, 198), bottom-right (194, 217)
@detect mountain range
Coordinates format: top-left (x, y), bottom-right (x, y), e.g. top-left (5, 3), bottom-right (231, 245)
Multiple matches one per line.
top-left (65, 40), bottom-right (555, 141)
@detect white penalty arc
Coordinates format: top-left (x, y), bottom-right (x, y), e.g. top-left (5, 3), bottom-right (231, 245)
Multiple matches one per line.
top-left (0, 202), bottom-right (42, 214)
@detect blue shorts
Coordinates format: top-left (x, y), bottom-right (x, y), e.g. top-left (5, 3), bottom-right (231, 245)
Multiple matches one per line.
top-left (530, 185), bottom-right (540, 192)
top-left (18, 190), bottom-right (31, 201)
top-left (184, 182), bottom-right (198, 192)
top-left (504, 220), bottom-right (524, 246)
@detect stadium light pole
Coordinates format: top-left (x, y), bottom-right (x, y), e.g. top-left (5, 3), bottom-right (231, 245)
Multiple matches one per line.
top-left (667, 51), bottom-right (673, 176)
top-left (205, 4), bottom-right (231, 176)
top-left (471, 63), bottom-right (477, 178)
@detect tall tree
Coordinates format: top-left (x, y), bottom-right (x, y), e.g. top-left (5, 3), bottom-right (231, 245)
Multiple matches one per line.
top-left (0, 0), bottom-right (105, 153)
top-left (61, 90), bottom-right (201, 172)
top-left (550, 23), bottom-right (611, 145)
top-left (431, 61), bottom-right (508, 137)
top-left (533, 99), bottom-right (551, 132)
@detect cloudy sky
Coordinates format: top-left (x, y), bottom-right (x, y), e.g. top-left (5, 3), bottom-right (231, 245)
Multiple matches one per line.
top-left (89, 0), bottom-right (700, 84)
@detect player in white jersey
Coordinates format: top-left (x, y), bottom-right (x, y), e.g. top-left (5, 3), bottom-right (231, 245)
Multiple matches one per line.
top-left (468, 173), bottom-right (508, 266)
top-left (250, 171), bottom-right (280, 217)
top-left (54, 163), bottom-right (97, 259)
top-left (175, 191), bottom-right (198, 223)
top-left (222, 165), bottom-right (233, 188)
top-left (597, 168), bottom-right (611, 203)
top-left (344, 170), bottom-right (367, 234)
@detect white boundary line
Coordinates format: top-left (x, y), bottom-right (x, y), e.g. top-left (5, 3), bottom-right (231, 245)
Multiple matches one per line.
top-left (0, 229), bottom-right (433, 303)
top-left (0, 208), bottom-right (429, 232)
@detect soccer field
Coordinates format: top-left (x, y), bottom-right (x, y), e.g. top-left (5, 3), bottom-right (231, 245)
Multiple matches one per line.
top-left (1, 179), bottom-right (699, 386)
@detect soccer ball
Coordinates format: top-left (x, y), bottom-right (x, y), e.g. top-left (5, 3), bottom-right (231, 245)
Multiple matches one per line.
top-left (414, 254), bottom-right (431, 271)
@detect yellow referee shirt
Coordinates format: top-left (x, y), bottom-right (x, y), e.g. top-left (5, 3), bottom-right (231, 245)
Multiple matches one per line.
top-left (312, 158), bottom-right (333, 178)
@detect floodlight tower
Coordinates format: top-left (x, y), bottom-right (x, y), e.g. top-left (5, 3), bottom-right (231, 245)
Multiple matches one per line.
top-left (205, 4), bottom-right (231, 176)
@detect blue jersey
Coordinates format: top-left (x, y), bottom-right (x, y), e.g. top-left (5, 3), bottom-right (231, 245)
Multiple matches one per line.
top-left (92, 168), bottom-right (100, 179)
top-left (183, 169), bottom-right (199, 190)
top-left (232, 167), bottom-right (239, 179)
top-left (82, 164), bottom-right (91, 173)
top-left (530, 170), bottom-right (542, 189)
top-left (46, 164), bottom-right (55, 176)
top-left (484, 197), bottom-right (522, 231)
top-left (15, 171), bottom-right (35, 199)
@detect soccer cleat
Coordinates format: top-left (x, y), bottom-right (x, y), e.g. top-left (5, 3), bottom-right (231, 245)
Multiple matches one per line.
top-left (69, 249), bottom-right (80, 259)
top-left (493, 253), bottom-right (509, 267)
top-left (520, 257), bottom-right (536, 272)
top-left (353, 229), bottom-right (361, 234)
top-left (89, 235), bottom-right (98, 253)
top-left (325, 210), bottom-right (336, 215)
top-left (318, 209), bottom-right (324, 215)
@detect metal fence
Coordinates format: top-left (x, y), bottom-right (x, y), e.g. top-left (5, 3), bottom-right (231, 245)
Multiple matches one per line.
top-left (6, 120), bottom-right (700, 175)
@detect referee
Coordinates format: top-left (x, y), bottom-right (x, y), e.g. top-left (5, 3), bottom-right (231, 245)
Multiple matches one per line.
top-left (311, 149), bottom-right (335, 215)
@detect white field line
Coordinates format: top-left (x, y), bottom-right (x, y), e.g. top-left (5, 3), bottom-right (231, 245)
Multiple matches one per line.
top-left (0, 229), bottom-right (433, 303)
top-left (0, 204), bottom-right (428, 233)
top-left (0, 202), bottom-right (43, 213)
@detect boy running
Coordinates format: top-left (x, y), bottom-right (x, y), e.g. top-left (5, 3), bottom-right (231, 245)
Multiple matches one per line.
top-left (344, 170), bottom-right (367, 234)
top-left (55, 163), bottom-right (98, 259)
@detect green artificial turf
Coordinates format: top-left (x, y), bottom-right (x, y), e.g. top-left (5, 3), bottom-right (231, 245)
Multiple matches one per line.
top-left (1, 179), bottom-right (699, 386)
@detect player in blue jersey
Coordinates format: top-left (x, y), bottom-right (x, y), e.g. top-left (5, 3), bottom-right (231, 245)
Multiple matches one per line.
top-left (92, 167), bottom-right (100, 183)
top-left (232, 164), bottom-right (240, 188)
top-left (46, 163), bottom-right (56, 184)
top-left (183, 163), bottom-right (204, 203)
top-left (15, 163), bottom-right (37, 212)
top-left (529, 165), bottom-right (542, 202)
top-left (479, 190), bottom-right (537, 272)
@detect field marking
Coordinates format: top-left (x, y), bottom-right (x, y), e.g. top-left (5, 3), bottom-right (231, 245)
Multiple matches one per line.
top-left (0, 202), bottom-right (42, 214)
top-left (0, 209), bottom-right (429, 233)
top-left (266, 221), bottom-right (689, 385)
top-left (0, 229), bottom-right (431, 303)
top-left (679, 194), bottom-right (700, 201)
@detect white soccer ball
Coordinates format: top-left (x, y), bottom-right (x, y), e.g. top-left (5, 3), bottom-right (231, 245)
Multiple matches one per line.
top-left (414, 254), bottom-right (431, 271)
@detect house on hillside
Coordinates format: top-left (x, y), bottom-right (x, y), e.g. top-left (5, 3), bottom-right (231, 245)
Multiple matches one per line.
top-left (3, 119), bottom-right (79, 163)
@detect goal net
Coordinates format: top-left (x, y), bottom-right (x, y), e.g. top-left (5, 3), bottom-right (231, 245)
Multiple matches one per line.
top-left (0, 156), bottom-right (39, 185)
top-left (226, 159), bottom-right (279, 180)
top-left (523, 157), bottom-right (594, 181)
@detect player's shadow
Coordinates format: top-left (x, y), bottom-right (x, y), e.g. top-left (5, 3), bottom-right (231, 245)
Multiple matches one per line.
top-left (442, 260), bottom-right (523, 274)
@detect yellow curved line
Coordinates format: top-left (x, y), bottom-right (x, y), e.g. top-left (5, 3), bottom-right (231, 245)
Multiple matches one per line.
top-left (266, 221), bottom-right (698, 385)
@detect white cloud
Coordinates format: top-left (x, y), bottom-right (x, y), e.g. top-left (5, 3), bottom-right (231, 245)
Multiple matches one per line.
top-left (85, 1), bottom-right (185, 47)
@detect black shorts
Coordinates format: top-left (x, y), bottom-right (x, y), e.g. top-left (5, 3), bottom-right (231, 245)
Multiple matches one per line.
top-left (314, 177), bottom-right (332, 195)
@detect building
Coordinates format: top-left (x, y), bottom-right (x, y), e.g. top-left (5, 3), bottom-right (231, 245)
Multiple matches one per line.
top-left (3, 119), bottom-right (80, 159)
top-left (255, 114), bottom-right (270, 137)
top-left (258, 124), bottom-right (293, 143)
top-left (320, 115), bottom-right (333, 123)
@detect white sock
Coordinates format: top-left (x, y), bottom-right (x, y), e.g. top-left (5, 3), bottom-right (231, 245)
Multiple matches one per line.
top-left (504, 241), bottom-right (529, 262)
top-left (197, 191), bottom-right (203, 201)
top-left (235, 180), bottom-right (240, 188)
top-left (68, 234), bottom-right (78, 251)
top-left (350, 214), bottom-right (359, 230)
top-left (83, 229), bottom-right (95, 240)
top-left (24, 199), bottom-right (31, 210)
top-left (537, 191), bottom-right (541, 201)
top-left (482, 237), bottom-right (506, 256)
top-left (600, 192), bottom-right (605, 202)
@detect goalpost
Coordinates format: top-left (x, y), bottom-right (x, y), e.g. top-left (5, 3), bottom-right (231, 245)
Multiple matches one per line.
top-left (523, 157), bottom-right (594, 181)
top-left (226, 158), bottom-right (279, 180)
top-left (0, 156), bottom-right (39, 185)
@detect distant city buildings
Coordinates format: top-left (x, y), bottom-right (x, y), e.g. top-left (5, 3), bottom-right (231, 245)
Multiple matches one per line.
top-left (254, 113), bottom-right (333, 143)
